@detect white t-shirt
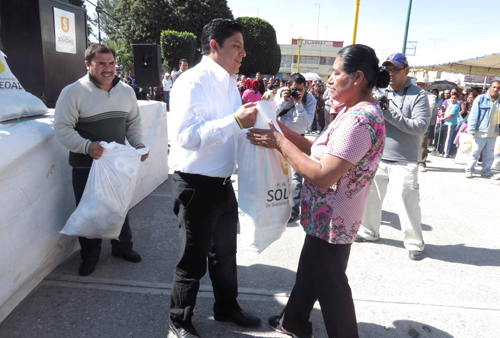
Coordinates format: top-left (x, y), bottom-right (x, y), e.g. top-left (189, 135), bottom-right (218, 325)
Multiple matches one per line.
top-left (162, 78), bottom-right (172, 92)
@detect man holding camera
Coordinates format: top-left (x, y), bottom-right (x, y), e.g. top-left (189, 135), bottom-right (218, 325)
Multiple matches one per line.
top-left (275, 73), bottom-right (316, 223)
top-left (356, 53), bottom-right (430, 261)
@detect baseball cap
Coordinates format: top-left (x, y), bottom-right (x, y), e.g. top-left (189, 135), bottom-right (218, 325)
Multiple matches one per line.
top-left (383, 53), bottom-right (408, 67)
top-left (416, 78), bottom-right (427, 83)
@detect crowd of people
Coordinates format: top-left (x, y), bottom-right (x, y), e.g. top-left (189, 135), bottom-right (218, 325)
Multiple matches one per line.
top-left (52, 16), bottom-right (499, 338)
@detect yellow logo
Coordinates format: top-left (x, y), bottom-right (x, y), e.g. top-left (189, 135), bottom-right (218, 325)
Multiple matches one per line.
top-left (61, 17), bottom-right (69, 33)
top-left (278, 153), bottom-right (289, 175)
top-left (0, 59), bottom-right (4, 74)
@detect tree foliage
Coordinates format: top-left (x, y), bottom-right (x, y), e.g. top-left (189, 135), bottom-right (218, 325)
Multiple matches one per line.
top-left (106, 39), bottom-right (134, 72)
top-left (88, 0), bottom-right (123, 42)
top-left (160, 31), bottom-right (197, 70)
top-left (236, 17), bottom-right (281, 76)
top-left (115, 0), bottom-right (233, 56)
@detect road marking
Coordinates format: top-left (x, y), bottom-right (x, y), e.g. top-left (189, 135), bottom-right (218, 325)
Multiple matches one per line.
top-left (44, 274), bottom-right (500, 314)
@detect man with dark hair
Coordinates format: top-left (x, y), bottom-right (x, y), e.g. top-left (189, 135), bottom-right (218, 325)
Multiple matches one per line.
top-left (275, 72), bottom-right (316, 223)
top-left (168, 18), bottom-right (260, 338)
top-left (465, 80), bottom-right (500, 179)
top-left (172, 58), bottom-right (189, 83)
top-left (356, 52), bottom-right (430, 261)
top-left (54, 43), bottom-right (148, 277)
top-left (255, 72), bottom-right (265, 95)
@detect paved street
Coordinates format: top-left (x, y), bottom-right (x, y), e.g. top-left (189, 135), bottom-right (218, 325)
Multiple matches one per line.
top-left (1, 145), bottom-right (499, 338)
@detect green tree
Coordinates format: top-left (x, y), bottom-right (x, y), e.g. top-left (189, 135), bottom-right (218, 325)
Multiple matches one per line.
top-left (106, 39), bottom-right (134, 72)
top-left (116, 0), bottom-right (233, 61)
top-left (160, 31), bottom-right (197, 70)
top-left (88, 0), bottom-right (123, 42)
top-left (236, 17), bottom-right (281, 76)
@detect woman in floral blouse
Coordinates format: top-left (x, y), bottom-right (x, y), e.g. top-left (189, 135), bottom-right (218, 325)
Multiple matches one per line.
top-left (247, 44), bottom-right (389, 338)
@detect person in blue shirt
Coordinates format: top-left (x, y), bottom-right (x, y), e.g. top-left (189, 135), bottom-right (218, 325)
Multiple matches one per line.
top-left (439, 92), bottom-right (460, 157)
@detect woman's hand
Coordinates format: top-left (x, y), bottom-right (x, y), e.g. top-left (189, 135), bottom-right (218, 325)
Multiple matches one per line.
top-left (246, 120), bottom-right (284, 149)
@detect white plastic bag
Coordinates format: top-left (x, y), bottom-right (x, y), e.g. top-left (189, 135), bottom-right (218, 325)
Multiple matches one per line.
top-left (60, 141), bottom-right (149, 239)
top-left (237, 101), bottom-right (292, 257)
top-left (0, 51), bottom-right (49, 122)
top-left (493, 136), bottom-right (500, 169)
top-left (454, 132), bottom-right (473, 165)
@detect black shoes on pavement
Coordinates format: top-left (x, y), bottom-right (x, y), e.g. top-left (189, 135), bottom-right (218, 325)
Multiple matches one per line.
top-left (269, 315), bottom-right (313, 338)
top-left (79, 249), bottom-right (142, 276)
top-left (79, 260), bottom-right (97, 276)
top-left (169, 310), bottom-right (261, 338)
top-left (169, 321), bottom-right (200, 338)
top-left (214, 309), bottom-right (261, 328)
top-left (409, 250), bottom-right (423, 261)
top-left (288, 212), bottom-right (300, 223)
top-left (111, 249), bottom-right (142, 262)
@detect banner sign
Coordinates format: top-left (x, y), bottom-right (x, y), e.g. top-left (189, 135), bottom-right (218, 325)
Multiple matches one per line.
top-left (53, 8), bottom-right (76, 54)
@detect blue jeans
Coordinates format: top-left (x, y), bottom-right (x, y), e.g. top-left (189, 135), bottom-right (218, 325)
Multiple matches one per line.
top-left (163, 91), bottom-right (170, 111)
top-left (466, 136), bottom-right (497, 175)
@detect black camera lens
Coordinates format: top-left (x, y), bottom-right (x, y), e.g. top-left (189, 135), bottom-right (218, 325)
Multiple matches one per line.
top-left (290, 88), bottom-right (299, 98)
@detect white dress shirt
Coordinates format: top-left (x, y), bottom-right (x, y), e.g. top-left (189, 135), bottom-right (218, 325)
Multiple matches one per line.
top-left (169, 56), bottom-right (242, 178)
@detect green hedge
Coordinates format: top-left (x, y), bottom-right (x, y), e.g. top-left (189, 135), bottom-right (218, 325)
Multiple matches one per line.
top-left (160, 30), bottom-right (197, 70)
top-left (236, 17), bottom-right (281, 76)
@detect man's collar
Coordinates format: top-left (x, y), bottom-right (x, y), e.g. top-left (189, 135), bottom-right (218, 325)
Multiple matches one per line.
top-left (201, 56), bottom-right (235, 82)
top-left (87, 73), bottom-right (120, 91)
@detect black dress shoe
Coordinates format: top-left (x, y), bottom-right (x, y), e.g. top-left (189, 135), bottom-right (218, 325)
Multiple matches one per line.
top-left (79, 261), bottom-right (97, 276)
top-left (112, 249), bottom-right (142, 262)
top-left (214, 309), bottom-right (261, 328)
top-left (409, 250), bottom-right (423, 261)
top-left (169, 321), bottom-right (200, 338)
top-left (269, 315), bottom-right (313, 338)
top-left (288, 212), bottom-right (300, 223)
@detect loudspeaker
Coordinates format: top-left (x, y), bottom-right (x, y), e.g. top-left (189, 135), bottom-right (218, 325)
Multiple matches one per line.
top-left (0, 0), bottom-right (87, 108)
top-left (133, 44), bottom-right (162, 87)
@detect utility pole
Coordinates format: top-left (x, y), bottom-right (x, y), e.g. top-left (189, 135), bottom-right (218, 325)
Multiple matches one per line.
top-left (288, 25), bottom-right (294, 41)
top-left (325, 26), bottom-right (328, 40)
top-left (351, 0), bottom-right (361, 45)
top-left (428, 38), bottom-right (445, 54)
top-left (402, 0), bottom-right (413, 54)
top-left (314, 4), bottom-right (320, 40)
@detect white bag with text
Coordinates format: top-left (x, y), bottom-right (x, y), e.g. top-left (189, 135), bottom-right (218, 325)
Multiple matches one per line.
top-left (237, 101), bottom-right (292, 257)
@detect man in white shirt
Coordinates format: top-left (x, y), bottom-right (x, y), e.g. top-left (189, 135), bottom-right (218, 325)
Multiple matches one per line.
top-left (168, 19), bottom-right (259, 338)
top-left (162, 73), bottom-right (172, 111)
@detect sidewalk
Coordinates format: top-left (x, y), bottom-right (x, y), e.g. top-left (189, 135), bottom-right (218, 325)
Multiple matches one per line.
top-left (1, 153), bottom-right (499, 338)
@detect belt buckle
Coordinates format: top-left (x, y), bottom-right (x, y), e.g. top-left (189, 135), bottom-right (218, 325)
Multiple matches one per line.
top-left (223, 176), bottom-right (231, 185)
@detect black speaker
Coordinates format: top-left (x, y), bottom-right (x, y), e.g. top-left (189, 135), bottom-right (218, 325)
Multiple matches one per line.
top-left (133, 44), bottom-right (162, 87)
top-left (0, 0), bottom-right (87, 108)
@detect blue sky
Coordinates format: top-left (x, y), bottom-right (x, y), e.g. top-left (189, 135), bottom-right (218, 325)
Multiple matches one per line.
top-left (227, 0), bottom-right (500, 66)
top-left (87, 0), bottom-right (500, 67)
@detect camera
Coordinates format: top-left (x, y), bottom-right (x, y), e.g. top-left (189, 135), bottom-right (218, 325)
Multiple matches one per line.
top-left (289, 87), bottom-right (300, 98)
top-left (377, 95), bottom-right (389, 110)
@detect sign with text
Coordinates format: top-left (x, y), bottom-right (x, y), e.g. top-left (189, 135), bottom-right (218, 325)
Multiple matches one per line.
top-left (53, 8), bottom-right (76, 54)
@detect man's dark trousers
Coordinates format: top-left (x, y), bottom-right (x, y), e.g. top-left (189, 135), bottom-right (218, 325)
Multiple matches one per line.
top-left (169, 172), bottom-right (240, 325)
top-left (72, 168), bottom-right (133, 263)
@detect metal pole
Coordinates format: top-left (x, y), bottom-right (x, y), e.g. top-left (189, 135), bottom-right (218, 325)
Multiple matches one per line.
top-left (351, 0), bottom-right (361, 45)
top-left (315, 4), bottom-right (320, 40)
top-left (402, 0), bottom-right (413, 54)
top-left (97, 7), bottom-right (101, 44)
top-left (296, 46), bottom-right (301, 72)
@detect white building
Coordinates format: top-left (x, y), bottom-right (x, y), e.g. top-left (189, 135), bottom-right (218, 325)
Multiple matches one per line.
top-left (278, 39), bottom-right (344, 82)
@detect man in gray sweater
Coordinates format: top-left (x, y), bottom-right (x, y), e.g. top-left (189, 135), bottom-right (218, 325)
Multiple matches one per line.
top-left (356, 53), bottom-right (430, 261)
top-left (55, 44), bottom-right (149, 276)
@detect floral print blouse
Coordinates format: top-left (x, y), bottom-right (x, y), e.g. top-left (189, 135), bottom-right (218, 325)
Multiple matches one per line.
top-left (300, 102), bottom-right (385, 244)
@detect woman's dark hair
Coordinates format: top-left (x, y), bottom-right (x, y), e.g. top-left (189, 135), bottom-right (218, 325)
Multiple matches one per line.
top-left (336, 44), bottom-right (389, 91)
top-left (201, 19), bottom-right (244, 55)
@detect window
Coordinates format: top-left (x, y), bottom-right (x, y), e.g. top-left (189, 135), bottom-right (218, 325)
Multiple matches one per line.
top-left (320, 57), bottom-right (335, 65)
top-left (280, 55), bottom-right (293, 68)
top-left (292, 55), bottom-right (319, 65)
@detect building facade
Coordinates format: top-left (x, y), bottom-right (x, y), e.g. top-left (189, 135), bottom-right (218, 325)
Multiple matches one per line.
top-left (278, 39), bottom-right (343, 82)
